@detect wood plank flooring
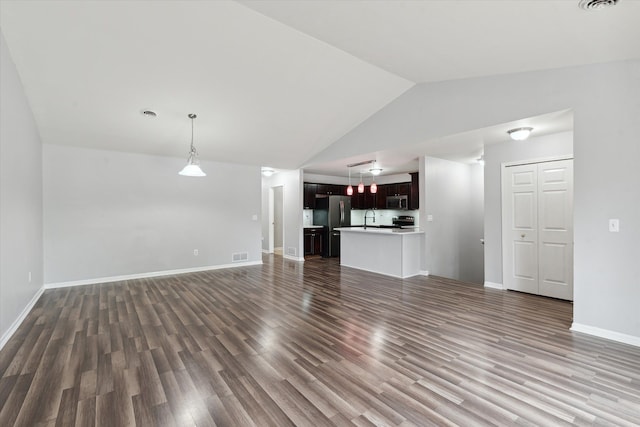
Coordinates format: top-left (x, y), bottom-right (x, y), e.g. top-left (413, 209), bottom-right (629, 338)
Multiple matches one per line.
top-left (1, 254), bottom-right (639, 426)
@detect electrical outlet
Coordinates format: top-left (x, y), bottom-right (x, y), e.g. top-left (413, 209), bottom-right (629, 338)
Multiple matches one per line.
top-left (609, 219), bottom-right (620, 233)
top-left (193, 249), bottom-right (199, 256)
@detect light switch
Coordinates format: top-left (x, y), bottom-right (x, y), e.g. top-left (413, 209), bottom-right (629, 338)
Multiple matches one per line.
top-left (252, 214), bottom-right (258, 221)
top-left (427, 215), bottom-right (433, 222)
top-left (609, 219), bottom-right (620, 232)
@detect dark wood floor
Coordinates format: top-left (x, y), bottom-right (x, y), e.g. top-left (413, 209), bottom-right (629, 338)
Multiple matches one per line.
top-left (1, 255), bottom-right (639, 426)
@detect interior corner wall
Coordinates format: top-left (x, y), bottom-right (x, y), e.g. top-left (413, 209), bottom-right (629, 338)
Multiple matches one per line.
top-left (0, 31), bottom-right (43, 341)
top-left (43, 144), bottom-right (262, 284)
top-left (311, 59), bottom-right (640, 341)
top-left (422, 157), bottom-right (483, 283)
top-left (483, 131), bottom-right (574, 287)
top-left (261, 170), bottom-right (304, 259)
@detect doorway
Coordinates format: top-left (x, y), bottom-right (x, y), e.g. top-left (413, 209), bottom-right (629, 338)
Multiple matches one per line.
top-left (270, 186), bottom-right (284, 256)
top-left (501, 157), bottom-right (574, 300)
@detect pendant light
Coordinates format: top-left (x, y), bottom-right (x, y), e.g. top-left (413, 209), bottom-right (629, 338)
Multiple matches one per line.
top-left (178, 113), bottom-right (206, 177)
top-left (357, 171), bottom-right (365, 193)
top-left (346, 167), bottom-right (354, 196)
top-left (370, 174), bottom-right (377, 194)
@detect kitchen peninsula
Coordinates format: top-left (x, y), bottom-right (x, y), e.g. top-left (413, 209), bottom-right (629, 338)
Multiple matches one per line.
top-left (337, 227), bottom-right (424, 278)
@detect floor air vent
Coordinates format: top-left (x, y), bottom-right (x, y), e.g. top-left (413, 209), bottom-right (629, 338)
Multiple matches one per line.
top-left (232, 252), bottom-right (249, 262)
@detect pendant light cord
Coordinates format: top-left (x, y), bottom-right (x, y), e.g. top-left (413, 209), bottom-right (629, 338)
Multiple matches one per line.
top-left (190, 116), bottom-right (195, 154)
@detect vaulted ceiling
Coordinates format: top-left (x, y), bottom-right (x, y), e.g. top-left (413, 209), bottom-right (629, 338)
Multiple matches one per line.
top-left (1, 0), bottom-right (639, 173)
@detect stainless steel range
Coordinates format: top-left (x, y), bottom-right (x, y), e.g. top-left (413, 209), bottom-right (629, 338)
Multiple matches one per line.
top-left (392, 215), bottom-right (415, 227)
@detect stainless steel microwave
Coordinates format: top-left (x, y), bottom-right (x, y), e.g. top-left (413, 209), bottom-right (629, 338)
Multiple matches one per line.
top-left (386, 195), bottom-right (408, 209)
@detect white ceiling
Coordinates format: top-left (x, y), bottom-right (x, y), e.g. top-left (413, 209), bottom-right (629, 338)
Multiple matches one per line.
top-left (1, 0), bottom-right (638, 175)
top-left (241, 0), bottom-right (640, 83)
top-left (304, 109), bottom-right (574, 177)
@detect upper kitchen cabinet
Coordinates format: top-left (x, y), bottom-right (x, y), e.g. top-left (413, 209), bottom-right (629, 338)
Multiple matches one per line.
top-left (374, 184), bottom-right (388, 209)
top-left (410, 172), bottom-right (419, 210)
top-left (352, 187), bottom-right (377, 210)
top-left (374, 182), bottom-right (411, 209)
top-left (303, 183), bottom-right (317, 209)
top-left (304, 182), bottom-right (349, 208)
top-left (316, 184), bottom-right (345, 196)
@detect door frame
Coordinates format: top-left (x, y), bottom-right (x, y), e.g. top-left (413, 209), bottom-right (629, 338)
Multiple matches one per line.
top-left (268, 185), bottom-right (284, 254)
top-left (268, 187), bottom-right (274, 254)
top-left (501, 155), bottom-right (574, 295)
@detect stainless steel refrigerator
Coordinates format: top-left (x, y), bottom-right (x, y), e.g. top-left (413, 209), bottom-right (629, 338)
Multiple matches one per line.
top-left (312, 195), bottom-right (351, 257)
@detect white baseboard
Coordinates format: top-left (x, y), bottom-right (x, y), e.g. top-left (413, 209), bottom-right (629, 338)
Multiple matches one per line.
top-left (0, 286), bottom-right (45, 351)
top-left (570, 323), bottom-right (640, 348)
top-left (484, 281), bottom-right (503, 290)
top-left (44, 260), bottom-right (263, 289)
top-left (283, 254), bottom-right (305, 262)
top-left (419, 270), bottom-right (430, 276)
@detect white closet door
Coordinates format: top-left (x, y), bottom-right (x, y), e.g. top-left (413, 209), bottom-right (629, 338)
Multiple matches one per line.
top-left (502, 159), bottom-right (574, 300)
top-left (502, 163), bottom-right (539, 294)
top-left (538, 160), bottom-right (573, 300)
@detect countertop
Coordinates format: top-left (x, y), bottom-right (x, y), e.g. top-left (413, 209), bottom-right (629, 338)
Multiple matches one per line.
top-left (336, 227), bottom-right (424, 235)
top-left (304, 225), bottom-right (324, 229)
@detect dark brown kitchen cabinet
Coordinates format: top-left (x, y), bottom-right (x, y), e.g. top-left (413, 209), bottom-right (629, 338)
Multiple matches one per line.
top-left (350, 186), bottom-right (377, 209)
top-left (316, 184), bottom-right (345, 195)
top-left (410, 172), bottom-right (419, 210)
top-left (304, 228), bottom-right (323, 256)
top-left (377, 182), bottom-right (413, 209)
top-left (303, 183), bottom-right (317, 209)
top-left (374, 184), bottom-right (388, 209)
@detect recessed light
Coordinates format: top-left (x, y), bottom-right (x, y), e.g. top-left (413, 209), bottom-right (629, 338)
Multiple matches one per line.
top-left (507, 127), bottom-right (533, 141)
top-left (142, 110), bottom-right (157, 118)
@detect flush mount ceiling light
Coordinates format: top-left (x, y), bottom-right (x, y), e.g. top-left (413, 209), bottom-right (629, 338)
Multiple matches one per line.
top-left (507, 127), bottom-right (533, 141)
top-left (178, 113), bottom-right (206, 177)
top-left (578, 0), bottom-right (617, 10)
top-left (261, 167), bottom-right (275, 177)
top-left (369, 161), bottom-right (383, 176)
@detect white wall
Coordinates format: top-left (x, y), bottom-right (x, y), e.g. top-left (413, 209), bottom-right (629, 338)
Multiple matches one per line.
top-left (0, 31), bottom-right (43, 343)
top-left (309, 60), bottom-right (640, 343)
top-left (484, 131), bottom-right (573, 287)
top-left (43, 144), bottom-right (262, 284)
top-left (421, 157), bottom-right (483, 284)
top-left (261, 170), bottom-right (304, 260)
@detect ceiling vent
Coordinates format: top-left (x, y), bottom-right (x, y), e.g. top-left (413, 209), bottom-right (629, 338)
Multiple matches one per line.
top-left (578, 0), bottom-right (618, 10)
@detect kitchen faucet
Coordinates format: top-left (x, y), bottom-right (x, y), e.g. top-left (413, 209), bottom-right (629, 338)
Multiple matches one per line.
top-left (363, 209), bottom-right (376, 229)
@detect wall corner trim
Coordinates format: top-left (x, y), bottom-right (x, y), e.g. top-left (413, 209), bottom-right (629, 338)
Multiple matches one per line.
top-left (571, 322), bottom-right (640, 348)
top-left (484, 281), bottom-right (503, 290)
top-left (0, 286), bottom-right (45, 351)
top-left (43, 260), bottom-right (263, 290)
top-left (419, 270), bottom-right (429, 276)
top-left (283, 255), bottom-right (305, 262)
